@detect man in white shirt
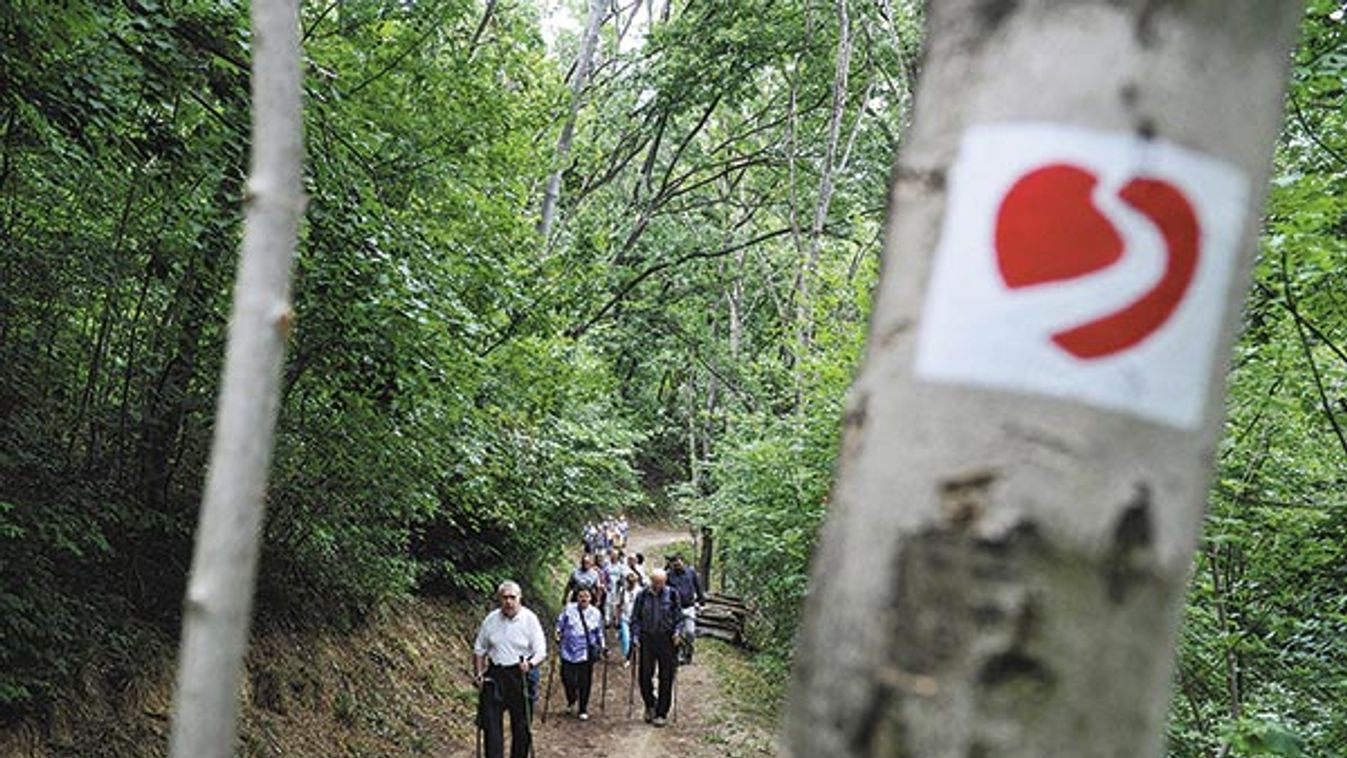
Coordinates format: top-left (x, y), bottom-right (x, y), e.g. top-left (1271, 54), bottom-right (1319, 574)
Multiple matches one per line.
top-left (473, 581), bottom-right (547, 758)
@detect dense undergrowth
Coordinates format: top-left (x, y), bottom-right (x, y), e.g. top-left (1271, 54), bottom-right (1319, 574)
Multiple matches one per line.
top-left (0, 597), bottom-right (486, 757)
top-left (0, 0), bottom-right (645, 713)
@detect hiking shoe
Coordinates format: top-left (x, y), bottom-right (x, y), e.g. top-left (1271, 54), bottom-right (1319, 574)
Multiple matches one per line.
top-left (565, 703), bottom-right (575, 715)
top-left (643, 706), bottom-right (654, 723)
top-left (579, 712), bottom-right (589, 721)
top-left (653, 716), bottom-right (668, 727)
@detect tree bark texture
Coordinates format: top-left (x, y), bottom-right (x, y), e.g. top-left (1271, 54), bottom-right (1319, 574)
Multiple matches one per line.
top-left (785, 2), bottom-right (1300, 757)
top-left (167, 0), bottom-right (305, 755)
top-left (538, 0), bottom-right (606, 240)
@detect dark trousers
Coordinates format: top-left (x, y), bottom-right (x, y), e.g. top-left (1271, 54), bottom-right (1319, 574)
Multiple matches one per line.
top-left (481, 665), bottom-right (531, 758)
top-left (637, 634), bottom-right (676, 718)
top-left (560, 659), bottom-right (595, 713)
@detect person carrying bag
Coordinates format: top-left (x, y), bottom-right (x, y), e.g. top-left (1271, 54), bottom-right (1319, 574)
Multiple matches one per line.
top-left (554, 587), bottom-right (605, 721)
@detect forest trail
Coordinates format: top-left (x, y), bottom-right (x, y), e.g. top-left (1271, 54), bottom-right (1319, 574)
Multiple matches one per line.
top-left (447, 525), bottom-right (778, 758)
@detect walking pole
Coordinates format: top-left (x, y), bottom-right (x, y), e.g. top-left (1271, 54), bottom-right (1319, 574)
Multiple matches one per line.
top-left (475, 671), bottom-right (493, 758)
top-left (626, 648), bottom-right (637, 719)
top-left (475, 687), bottom-right (483, 758)
top-left (671, 649), bottom-right (679, 724)
top-left (600, 650), bottom-right (609, 713)
top-left (520, 657), bottom-right (536, 758)
top-left (541, 649), bottom-right (556, 724)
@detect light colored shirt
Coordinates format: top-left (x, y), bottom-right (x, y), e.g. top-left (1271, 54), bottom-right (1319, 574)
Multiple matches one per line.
top-left (606, 562), bottom-right (625, 592)
top-left (626, 561), bottom-right (647, 586)
top-left (569, 567), bottom-right (602, 593)
top-left (554, 603), bottom-right (605, 663)
top-left (473, 607), bottom-right (547, 667)
top-left (620, 584), bottom-right (641, 623)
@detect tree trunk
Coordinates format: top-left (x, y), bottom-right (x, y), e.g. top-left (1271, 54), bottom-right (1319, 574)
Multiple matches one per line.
top-left (167, 0), bottom-right (305, 755)
top-left (797, 0), bottom-right (852, 353)
top-left (686, 375), bottom-right (701, 494)
top-left (784, 2), bottom-right (1300, 757)
top-left (537, 0), bottom-right (606, 240)
top-left (699, 526), bottom-right (714, 592)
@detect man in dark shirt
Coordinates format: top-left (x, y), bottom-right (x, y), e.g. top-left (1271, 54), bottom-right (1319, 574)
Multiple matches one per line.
top-left (630, 569), bottom-right (681, 726)
top-left (666, 554), bottom-right (705, 663)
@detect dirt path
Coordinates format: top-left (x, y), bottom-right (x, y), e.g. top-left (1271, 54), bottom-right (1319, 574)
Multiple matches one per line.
top-left (451, 525), bottom-right (777, 758)
top-left (624, 523), bottom-right (694, 556)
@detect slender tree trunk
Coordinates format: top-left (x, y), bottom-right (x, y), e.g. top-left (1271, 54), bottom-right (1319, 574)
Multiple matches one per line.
top-left (728, 216), bottom-right (745, 362)
top-left (168, 0), bottom-right (305, 755)
top-left (686, 376), bottom-right (700, 494)
top-left (797, 0), bottom-right (852, 353)
top-left (538, 0), bottom-right (606, 240)
top-left (785, 2), bottom-right (1300, 757)
top-left (467, 0), bottom-right (498, 55)
top-left (699, 526), bottom-right (714, 592)
top-left (137, 172), bottom-right (240, 516)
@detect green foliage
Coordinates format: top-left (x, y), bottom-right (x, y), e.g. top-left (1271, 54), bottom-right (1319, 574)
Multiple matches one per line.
top-left (3, 5), bottom-right (1343, 757)
top-left (1165, 4), bottom-right (1347, 756)
top-left (0, 0), bottom-right (641, 710)
top-left (1221, 718), bottom-right (1308, 758)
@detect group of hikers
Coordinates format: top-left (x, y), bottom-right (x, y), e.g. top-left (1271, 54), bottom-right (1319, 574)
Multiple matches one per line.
top-left (581, 517), bottom-right (630, 556)
top-left (471, 522), bottom-right (706, 758)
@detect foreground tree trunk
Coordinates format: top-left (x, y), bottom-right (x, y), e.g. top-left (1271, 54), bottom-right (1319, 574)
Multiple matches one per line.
top-left (786, 2), bottom-right (1301, 757)
top-left (167, 0), bottom-right (305, 755)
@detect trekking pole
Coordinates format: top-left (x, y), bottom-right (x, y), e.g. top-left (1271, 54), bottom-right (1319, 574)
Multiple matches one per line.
top-left (541, 649), bottom-right (556, 724)
top-left (626, 649), bottom-right (637, 719)
top-left (671, 657), bottom-right (679, 724)
top-left (475, 672), bottom-right (493, 758)
top-left (521, 657), bottom-right (536, 758)
top-left (600, 650), bottom-right (609, 713)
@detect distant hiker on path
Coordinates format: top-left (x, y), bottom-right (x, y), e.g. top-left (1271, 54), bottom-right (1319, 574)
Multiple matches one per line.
top-left (554, 587), bottom-right (606, 721)
top-left (604, 549), bottom-right (626, 625)
top-left (473, 581), bottom-right (547, 758)
top-left (566, 554), bottom-right (605, 612)
top-left (630, 569), bottom-right (681, 727)
top-left (618, 570), bottom-right (642, 662)
top-left (596, 552), bottom-right (614, 622)
top-left (666, 553), bottom-right (706, 664)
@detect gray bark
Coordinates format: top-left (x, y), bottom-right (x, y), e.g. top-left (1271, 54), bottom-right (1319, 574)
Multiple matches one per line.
top-left (797, 0), bottom-right (852, 352)
top-left (785, 2), bottom-right (1300, 757)
top-left (538, 0), bottom-right (607, 240)
top-left (167, 0), bottom-right (305, 755)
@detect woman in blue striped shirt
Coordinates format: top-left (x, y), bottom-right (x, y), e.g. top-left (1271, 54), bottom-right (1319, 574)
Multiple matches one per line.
top-left (553, 586), bottom-right (606, 720)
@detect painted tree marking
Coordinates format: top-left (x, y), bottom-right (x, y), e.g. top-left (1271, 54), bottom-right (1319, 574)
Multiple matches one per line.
top-left (995, 164), bottom-right (1200, 359)
top-left (915, 123), bottom-right (1249, 429)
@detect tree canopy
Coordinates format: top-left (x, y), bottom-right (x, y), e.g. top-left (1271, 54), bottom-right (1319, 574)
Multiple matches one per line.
top-left (0, 1), bottom-right (1343, 755)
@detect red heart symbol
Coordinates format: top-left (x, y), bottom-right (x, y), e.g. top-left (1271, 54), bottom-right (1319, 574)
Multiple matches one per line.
top-left (996, 164), bottom-right (1124, 288)
top-left (995, 163), bottom-right (1199, 359)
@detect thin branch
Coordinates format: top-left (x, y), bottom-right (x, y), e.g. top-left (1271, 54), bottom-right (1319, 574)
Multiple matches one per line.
top-left (345, 10), bottom-right (445, 98)
top-left (1280, 247), bottom-right (1347, 462)
top-left (1289, 93), bottom-right (1347, 168)
top-left (1255, 281), bottom-right (1347, 369)
top-left (301, 0), bottom-right (340, 44)
top-left (467, 0), bottom-right (498, 54)
top-left (567, 227), bottom-right (792, 338)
